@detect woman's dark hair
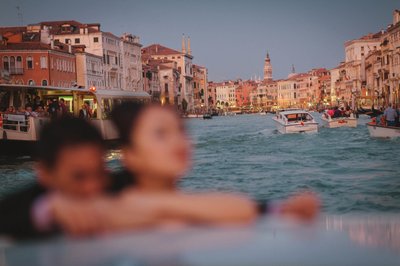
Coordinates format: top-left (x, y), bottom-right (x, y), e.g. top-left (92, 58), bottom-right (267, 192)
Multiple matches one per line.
top-left (36, 117), bottom-right (104, 169)
top-left (110, 101), bottom-right (149, 146)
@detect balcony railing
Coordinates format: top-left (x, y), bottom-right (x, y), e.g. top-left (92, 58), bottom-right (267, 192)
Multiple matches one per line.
top-left (9, 68), bottom-right (24, 75)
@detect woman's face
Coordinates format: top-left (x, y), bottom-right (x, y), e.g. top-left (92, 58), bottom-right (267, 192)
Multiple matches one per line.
top-left (123, 106), bottom-right (192, 182)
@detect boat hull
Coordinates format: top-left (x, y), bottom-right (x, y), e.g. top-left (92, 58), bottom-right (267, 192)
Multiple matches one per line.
top-left (366, 123), bottom-right (400, 138)
top-left (321, 117), bottom-right (357, 128)
top-left (273, 119), bottom-right (318, 134)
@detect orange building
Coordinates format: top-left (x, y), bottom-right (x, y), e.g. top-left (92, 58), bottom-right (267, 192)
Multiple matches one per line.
top-left (0, 41), bottom-right (76, 87)
top-left (236, 80), bottom-right (257, 108)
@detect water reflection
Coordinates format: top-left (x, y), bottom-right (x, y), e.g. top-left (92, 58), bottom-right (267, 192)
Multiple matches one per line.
top-left (326, 215), bottom-right (400, 252)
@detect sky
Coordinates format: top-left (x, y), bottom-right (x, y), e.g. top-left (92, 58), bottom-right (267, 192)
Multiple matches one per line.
top-left (0, 0), bottom-right (399, 81)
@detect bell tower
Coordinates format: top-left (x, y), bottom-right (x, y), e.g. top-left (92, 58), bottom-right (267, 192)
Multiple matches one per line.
top-left (263, 52), bottom-right (273, 81)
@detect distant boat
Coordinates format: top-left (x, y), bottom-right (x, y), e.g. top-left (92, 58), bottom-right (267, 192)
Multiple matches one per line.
top-left (272, 109), bottom-right (318, 134)
top-left (187, 114), bottom-right (201, 118)
top-left (366, 122), bottom-right (400, 138)
top-left (203, 113), bottom-right (212, 119)
top-left (321, 112), bottom-right (357, 128)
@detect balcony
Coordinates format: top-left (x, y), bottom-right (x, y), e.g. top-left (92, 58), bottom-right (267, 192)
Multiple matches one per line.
top-left (9, 68), bottom-right (24, 75)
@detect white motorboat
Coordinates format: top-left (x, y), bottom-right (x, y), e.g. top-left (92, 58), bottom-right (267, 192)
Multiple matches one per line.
top-left (321, 112), bottom-right (357, 128)
top-left (272, 109), bottom-right (319, 134)
top-left (366, 122), bottom-right (400, 138)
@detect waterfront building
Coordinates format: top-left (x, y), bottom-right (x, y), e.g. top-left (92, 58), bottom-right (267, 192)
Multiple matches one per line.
top-left (253, 82), bottom-right (268, 108)
top-left (142, 39), bottom-right (194, 111)
top-left (364, 50), bottom-right (383, 107)
top-left (236, 80), bottom-right (257, 108)
top-left (0, 39), bottom-right (76, 88)
top-left (334, 32), bottom-right (381, 108)
top-left (309, 68), bottom-right (331, 109)
top-left (193, 64), bottom-right (208, 111)
top-left (277, 72), bottom-right (298, 108)
top-left (38, 20), bottom-right (142, 91)
top-left (120, 33), bottom-right (143, 91)
top-left (215, 81), bottom-right (237, 109)
top-left (380, 9), bottom-right (400, 105)
top-left (144, 58), bottom-right (180, 106)
top-left (142, 62), bottom-right (161, 102)
top-left (75, 46), bottom-right (104, 90)
top-left (206, 81), bottom-right (218, 108)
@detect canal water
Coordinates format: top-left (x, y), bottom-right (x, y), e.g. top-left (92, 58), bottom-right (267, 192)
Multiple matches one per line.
top-left (0, 113), bottom-right (399, 213)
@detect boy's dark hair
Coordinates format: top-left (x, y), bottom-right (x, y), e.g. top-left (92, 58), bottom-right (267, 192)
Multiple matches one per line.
top-left (36, 117), bottom-right (104, 169)
top-left (110, 101), bottom-right (148, 146)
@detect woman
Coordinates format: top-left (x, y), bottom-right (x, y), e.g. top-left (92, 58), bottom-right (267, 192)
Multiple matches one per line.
top-left (110, 102), bottom-right (319, 226)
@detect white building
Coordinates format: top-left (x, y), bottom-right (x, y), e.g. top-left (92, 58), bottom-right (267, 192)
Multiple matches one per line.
top-left (39, 20), bottom-right (142, 91)
top-left (120, 33), bottom-right (143, 91)
top-left (75, 49), bottom-right (104, 90)
top-left (216, 82), bottom-right (237, 108)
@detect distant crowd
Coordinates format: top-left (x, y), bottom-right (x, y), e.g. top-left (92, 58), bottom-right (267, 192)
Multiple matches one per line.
top-left (325, 106), bottom-right (354, 119)
top-left (0, 96), bottom-right (95, 122)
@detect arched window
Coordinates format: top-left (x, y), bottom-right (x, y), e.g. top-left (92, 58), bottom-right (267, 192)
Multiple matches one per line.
top-left (28, 80), bottom-right (35, 85)
top-left (10, 56), bottom-right (15, 70)
top-left (16, 56), bottom-right (22, 69)
top-left (27, 56), bottom-right (33, 69)
top-left (42, 80), bottom-right (48, 86)
top-left (3, 56), bottom-right (9, 70)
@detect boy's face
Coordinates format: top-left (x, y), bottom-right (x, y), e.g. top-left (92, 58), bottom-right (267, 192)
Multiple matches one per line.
top-left (37, 144), bottom-right (107, 198)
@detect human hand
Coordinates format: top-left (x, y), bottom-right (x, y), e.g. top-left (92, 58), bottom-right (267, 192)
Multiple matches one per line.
top-left (279, 192), bottom-right (320, 221)
top-left (49, 194), bottom-right (106, 236)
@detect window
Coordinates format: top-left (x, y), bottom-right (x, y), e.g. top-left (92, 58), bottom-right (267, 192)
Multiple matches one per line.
top-left (65, 39), bottom-right (71, 44)
top-left (165, 83), bottom-right (169, 93)
top-left (94, 37), bottom-right (99, 43)
top-left (10, 56), bottom-right (15, 70)
top-left (27, 56), bottom-right (33, 69)
top-left (42, 80), bottom-right (48, 86)
top-left (3, 56), bottom-right (9, 70)
top-left (28, 80), bottom-right (34, 85)
top-left (16, 56), bottom-right (22, 69)
top-left (75, 38), bottom-right (80, 44)
top-left (40, 56), bottom-right (47, 69)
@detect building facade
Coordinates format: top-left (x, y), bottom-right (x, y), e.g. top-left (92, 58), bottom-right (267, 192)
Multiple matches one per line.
top-left (0, 41), bottom-right (76, 87)
top-left (142, 40), bottom-right (194, 111)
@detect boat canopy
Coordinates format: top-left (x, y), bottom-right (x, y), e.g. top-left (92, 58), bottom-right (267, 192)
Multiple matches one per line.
top-left (0, 84), bottom-right (151, 99)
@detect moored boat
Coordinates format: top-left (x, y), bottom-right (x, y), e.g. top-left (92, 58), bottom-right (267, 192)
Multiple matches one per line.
top-left (321, 112), bottom-right (357, 128)
top-left (203, 113), bottom-right (212, 119)
top-left (272, 109), bottom-right (318, 134)
top-left (366, 122), bottom-right (400, 138)
top-left (0, 84), bottom-right (151, 144)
